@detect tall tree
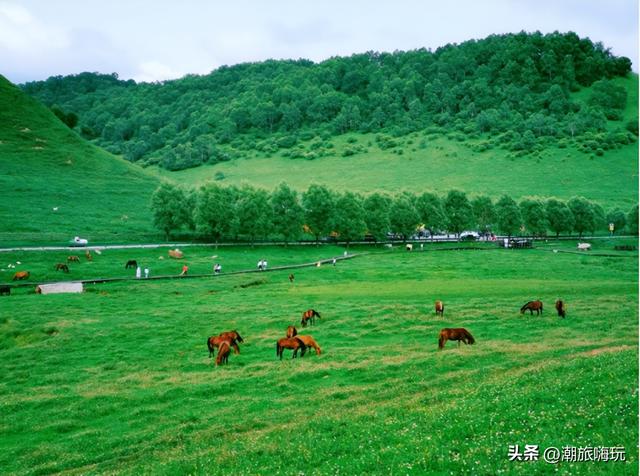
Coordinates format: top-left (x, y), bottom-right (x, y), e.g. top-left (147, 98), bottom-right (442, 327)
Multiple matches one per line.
top-left (332, 192), bottom-right (367, 246)
top-left (471, 195), bottom-right (496, 235)
top-left (270, 182), bottom-right (304, 244)
top-left (568, 197), bottom-right (596, 238)
top-left (443, 190), bottom-right (474, 239)
top-left (389, 194), bottom-right (420, 241)
top-left (236, 185), bottom-right (273, 244)
top-left (196, 184), bottom-right (238, 243)
top-left (496, 195), bottom-right (522, 238)
top-left (362, 193), bottom-right (391, 242)
top-left (546, 199), bottom-right (575, 237)
top-left (627, 204), bottom-right (639, 235)
top-left (150, 183), bottom-right (190, 240)
top-left (302, 184), bottom-right (336, 245)
top-left (519, 198), bottom-right (548, 236)
top-left (416, 192), bottom-right (446, 238)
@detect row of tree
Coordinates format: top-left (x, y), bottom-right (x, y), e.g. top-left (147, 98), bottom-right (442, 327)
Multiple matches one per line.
top-left (151, 182), bottom-right (638, 243)
top-left (23, 31), bottom-right (634, 170)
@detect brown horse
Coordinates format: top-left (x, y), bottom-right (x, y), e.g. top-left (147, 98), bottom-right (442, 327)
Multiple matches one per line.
top-left (54, 263), bottom-right (69, 273)
top-left (85, 250), bottom-right (92, 261)
top-left (296, 335), bottom-right (322, 355)
top-left (289, 273), bottom-right (295, 283)
top-left (207, 330), bottom-right (244, 357)
top-left (555, 300), bottom-right (566, 318)
top-left (12, 271), bottom-right (30, 281)
top-left (520, 300), bottom-right (543, 316)
top-left (435, 300), bottom-right (444, 316)
top-left (67, 256), bottom-right (80, 263)
top-left (276, 337), bottom-right (307, 359)
top-left (0, 285), bottom-right (10, 296)
top-left (301, 309), bottom-right (321, 327)
top-left (438, 328), bottom-right (475, 350)
top-left (286, 325), bottom-right (297, 338)
top-left (215, 341), bottom-right (231, 366)
top-left (125, 259), bottom-right (137, 269)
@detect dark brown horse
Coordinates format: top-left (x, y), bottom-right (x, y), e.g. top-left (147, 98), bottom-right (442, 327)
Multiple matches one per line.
top-left (54, 263), bottom-right (69, 273)
top-left (286, 325), bottom-right (297, 338)
top-left (555, 300), bottom-right (566, 318)
top-left (520, 300), bottom-right (543, 315)
top-left (215, 341), bottom-right (231, 366)
top-left (301, 309), bottom-right (321, 327)
top-left (125, 259), bottom-right (137, 269)
top-left (438, 328), bottom-right (475, 350)
top-left (207, 330), bottom-right (244, 357)
top-left (296, 335), bottom-right (322, 355)
top-left (0, 285), bottom-right (10, 296)
top-left (67, 255), bottom-right (80, 263)
top-left (276, 337), bottom-right (307, 359)
top-left (289, 273), bottom-right (295, 283)
top-left (435, 300), bottom-right (444, 316)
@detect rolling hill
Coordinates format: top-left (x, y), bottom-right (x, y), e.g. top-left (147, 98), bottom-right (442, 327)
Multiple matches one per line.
top-left (0, 75), bottom-right (160, 245)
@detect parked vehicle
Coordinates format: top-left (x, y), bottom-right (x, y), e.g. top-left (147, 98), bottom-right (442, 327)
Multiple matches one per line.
top-left (69, 236), bottom-right (88, 247)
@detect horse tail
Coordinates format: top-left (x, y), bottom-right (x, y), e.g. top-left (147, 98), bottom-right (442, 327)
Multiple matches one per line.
top-left (276, 342), bottom-right (281, 358)
top-left (207, 337), bottom-right (215, 358)
top-left (438, 331), bottom-right (446, 350)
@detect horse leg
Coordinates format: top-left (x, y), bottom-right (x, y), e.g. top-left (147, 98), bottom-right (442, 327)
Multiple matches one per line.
top-left (232, 342), bottom-right (240, 354)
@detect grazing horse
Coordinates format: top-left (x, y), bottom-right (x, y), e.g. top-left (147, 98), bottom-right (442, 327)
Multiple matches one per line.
top-left (555, 300), bottom-right (566, 318)
top-left (85, 250), bottom-right (92, 261)
top-left (12, 271), bottom-right (30, 281)
top-left (301, 309), bottom-right (321, 327)
top-left (289, 273), bottom-right (295, 283)
top-left (438, 328), bottom-right (475, 350)
top-left (435, 300), bottom-right (444, 317)
top-left (215, 341), bottom-right (231, 366)
top-left (520, 300), bottom-right (543, 316)
top-left (207, 330), bottom-right (244, 357)
top-left (0, 285), bottom-right (10, 296)
top-left (54, 263), bottom-right (69, 273)
top-left (67, 255), bottom-right (80, 263)
top-left (286, 325), bottom-right (297, 338)
top-left (276, 337), bottom-right (307, 360)
top-left (125, 260), bottom-right (137, 269)
top-left (296, 335), bottom-right (322, 355)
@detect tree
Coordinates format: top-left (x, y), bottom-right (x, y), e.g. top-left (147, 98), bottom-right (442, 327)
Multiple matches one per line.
top-left (443, 190), bottom-right (473, 238)
top-left (471, 195), bottom-right (496, 235)
top-left (389, 194), bottom-right (420, 241)
top-left (270, 183), bottom-right (304, 244)
top-left (605, 208), bottom-right (626, 235)
top-left (546, 199), bottom-right (574, 237)
top-left (519, 198), bottom-right (548, 236)
top-left (332, 192), bottom-right (366, 246)
top-left (416, 192), bottom-right (445, 238)
top-left (627, 204), bottom-right (638, 235)
top-left (362, 193), bottom-right (391, 242)
top-left (568, 197), bottom-right (596, 238)
top-left (196, 184), bottom-right (238, 243)
top-left (236, 185), bottom-right (273, 244)
top-left (495, 195), bottom-right (522, 237)
top-left (302, 184), bottom-right (336, 245)
top-left (150, 183), bottom-right (191, 240)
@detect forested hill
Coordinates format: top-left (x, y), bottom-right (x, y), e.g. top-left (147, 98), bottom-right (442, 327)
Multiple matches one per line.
top-left (22, 31), bottom-right (636, 172)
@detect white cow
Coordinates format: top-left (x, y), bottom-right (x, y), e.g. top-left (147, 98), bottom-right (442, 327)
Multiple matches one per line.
top-left (577, 243), bottom-right (591, 251)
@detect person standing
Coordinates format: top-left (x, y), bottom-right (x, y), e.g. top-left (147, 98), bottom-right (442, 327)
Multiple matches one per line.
top-left (180, 264), bottom-right (188, 276)
top-left (144, 267), bottom-right (149, 279)
top-left (135, 266), bottom-right (141, 279)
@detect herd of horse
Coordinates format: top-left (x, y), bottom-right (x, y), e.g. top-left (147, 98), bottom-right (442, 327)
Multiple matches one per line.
top-left (206, 298), bottom-right (567, 366)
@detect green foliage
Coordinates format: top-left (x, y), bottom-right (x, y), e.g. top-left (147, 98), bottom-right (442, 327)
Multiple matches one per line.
top-left (235, 185), bottom-right (273, 243)
top-left (519, 198), bottom-right (548, 236)
top-left (302, 184), bottom-right (336, 242)
top-left (627, 204), bottom-right (639, 235)
top-left (196, 183), bottom-right (238, 242)
top-left (362, 193), bottom-right (391, 241)
top-left (545, 199), bottom-right (575, 237)
top-left (606, 208), bottom-right (627, 234)
top-left (416, 192), bottom-right (446, 234)
top-left (270, 182), bottom-right (304, 243)
top-left (21, 32), bottom-right (633, 171)
top-left (443, 190), bottom-right (473, 237)
top-left (150, 183), bottom-right (191, 240)
top-left (389, 194), bottom-right (420, 240)
top-left (495, 195), bottom-right (522, 237)
top-left (471, 195), bottom-right (496, 233)
top-left (568, 196), bottom-right (597, 237)
top-left (331, 192), bottom-right (367, 245)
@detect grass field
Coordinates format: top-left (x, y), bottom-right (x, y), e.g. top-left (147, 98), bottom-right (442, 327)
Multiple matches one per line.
top-left (1, 240), bottom-right (637, 474)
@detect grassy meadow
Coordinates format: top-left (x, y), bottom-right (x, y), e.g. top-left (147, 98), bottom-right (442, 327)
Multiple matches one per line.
top-left (0, 240), bottom-right (637, 474)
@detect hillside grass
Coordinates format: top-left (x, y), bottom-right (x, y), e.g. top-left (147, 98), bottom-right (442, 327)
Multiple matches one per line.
top-left (0, 240), bottom-right (637, 474)
top-left (0, 75), bottom-right (160, 246)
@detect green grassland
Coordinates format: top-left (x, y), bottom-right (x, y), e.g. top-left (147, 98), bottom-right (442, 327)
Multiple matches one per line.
top-left (1, 240), bottom-right (637, 474)
top-left (0, 75), bottom-right (160, 246)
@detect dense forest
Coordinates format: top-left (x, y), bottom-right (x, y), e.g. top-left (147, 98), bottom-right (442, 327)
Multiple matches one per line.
top-left (22, 31), bottom-right (636, 171)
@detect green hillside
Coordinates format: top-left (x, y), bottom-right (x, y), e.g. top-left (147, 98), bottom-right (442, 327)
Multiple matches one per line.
top-left (0, 76), bottom-right (160, 245)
